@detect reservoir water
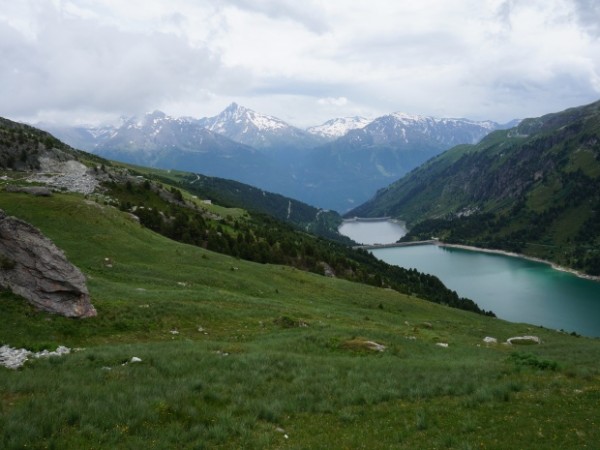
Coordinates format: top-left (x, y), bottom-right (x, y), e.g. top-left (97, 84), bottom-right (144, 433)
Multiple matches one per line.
top-left (338, 219), bottom-right (407, 244)
top-left (340, 219), bottom-right (600, 337)
top-left (373, 244), bottom-right (600, 337)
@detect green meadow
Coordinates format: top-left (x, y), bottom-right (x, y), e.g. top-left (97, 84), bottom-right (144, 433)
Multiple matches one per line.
top-left (1, 192), bottom-right (599, 449)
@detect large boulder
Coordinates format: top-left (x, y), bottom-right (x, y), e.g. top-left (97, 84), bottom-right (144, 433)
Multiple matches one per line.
top-left (0, 209), bottom-right (96, 318)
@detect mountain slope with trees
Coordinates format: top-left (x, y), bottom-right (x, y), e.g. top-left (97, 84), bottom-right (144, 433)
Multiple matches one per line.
top-left (349, 100), bottom-right (600, 275)
top-left (0, 116), bottom-right (490, 315)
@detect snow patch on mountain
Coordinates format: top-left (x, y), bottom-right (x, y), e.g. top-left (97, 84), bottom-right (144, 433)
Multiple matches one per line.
top-left (389, 112), bottom-right (498, 131)
top-left (198, 103), bottom-right (325, 150)
top-left (203, 103), bottom-right (287, 134)
top-left (307, 116), bottom-right (372, 139)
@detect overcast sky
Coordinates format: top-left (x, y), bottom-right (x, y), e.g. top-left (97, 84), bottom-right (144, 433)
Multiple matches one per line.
top-left (1, 0), bottom-right (599, 127)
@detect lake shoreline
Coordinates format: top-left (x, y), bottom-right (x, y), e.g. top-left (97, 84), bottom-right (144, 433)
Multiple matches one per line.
top-left (437, 242), bottom-right (600, 283)
top-left (342, 216), bottom-right (406, 226)
top-left (344, 218), bottom-right (600, 283)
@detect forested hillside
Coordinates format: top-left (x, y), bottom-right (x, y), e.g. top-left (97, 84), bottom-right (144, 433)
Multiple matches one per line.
top-left (349, 100), bottom-right (600, 275)
top-left (0, 116), bottom-right (491, 316)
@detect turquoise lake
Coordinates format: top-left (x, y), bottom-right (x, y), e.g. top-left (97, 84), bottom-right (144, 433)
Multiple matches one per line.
top-left (372, 244), bottom-right (600, 337)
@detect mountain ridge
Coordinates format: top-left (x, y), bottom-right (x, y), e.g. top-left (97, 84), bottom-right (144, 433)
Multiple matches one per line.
top-left (36, 104), bottom-right (511, 212)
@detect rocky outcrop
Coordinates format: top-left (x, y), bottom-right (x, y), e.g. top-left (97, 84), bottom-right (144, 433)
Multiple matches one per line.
top-left (4, 185), bottom-right (53, 196)
top-left (27, 156), bottom-right (99, 195)
top-left (0, 209), bottom-right (96, 318)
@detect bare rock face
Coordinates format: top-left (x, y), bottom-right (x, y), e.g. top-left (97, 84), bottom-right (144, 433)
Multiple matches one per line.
top-left (0, 209), bottom-right (96, 318)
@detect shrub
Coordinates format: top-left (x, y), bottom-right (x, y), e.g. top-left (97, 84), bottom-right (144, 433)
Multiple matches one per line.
top-left (508, 352), bottom-right (558, 371)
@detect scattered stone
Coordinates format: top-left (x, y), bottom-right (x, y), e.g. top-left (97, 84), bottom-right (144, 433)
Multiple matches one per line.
top-left (364, 341), bottom-right (386, 352)
top-left (0, 345), bottom-right (30, 369)
top-left (342, 338), bottom-right (386, 352)
top-left (422, 322), bottom-right (433, 329)
top-left (507, 336), bottom-right (541, 345)
top-left (130, 357), bottom-right (142, 363)
top-left (170, 330), bottom-right (179, 335)
top-left (320, 262), bottom-right (336, 277)
top-left (483, 336), bottom-right (498, 344)
top-left (1, 345), bottom-right (72, 369)
top-left (27, 157), bottom-right (98, 195)
top-left (0, 209), bottom-right (96, 318)
top-left (33, 345), bottom-right (70, 359)
top-left (436, 342), bottom-right (449, 348)
top-left (405, 336), bottom-right (417, 340)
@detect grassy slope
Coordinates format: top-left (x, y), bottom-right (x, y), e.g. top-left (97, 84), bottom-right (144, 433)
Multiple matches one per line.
top-left (1, 192), bottom-right (599, 449)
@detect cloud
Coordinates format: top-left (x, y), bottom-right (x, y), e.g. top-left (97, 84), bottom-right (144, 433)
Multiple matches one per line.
top-left (318, 97), bottom-right (348, 107)
top-left (0, 3), bottom-right (222, 123)
top-left (0, 0), bottom-right (599, 126)
top-left (225, 0), bottom-right (329, 33)
top-left (572, 0), bottom-right (600, 36)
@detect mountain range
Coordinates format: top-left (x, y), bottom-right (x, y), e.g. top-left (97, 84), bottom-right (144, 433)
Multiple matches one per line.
top-left (40, 104), bottom-right (514, 212)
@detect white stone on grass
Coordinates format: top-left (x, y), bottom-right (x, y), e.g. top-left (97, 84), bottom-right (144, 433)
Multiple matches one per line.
top-left (1, 345), bottom-right (71, 369)
top-left (507, 336), bottom-right (541, 345)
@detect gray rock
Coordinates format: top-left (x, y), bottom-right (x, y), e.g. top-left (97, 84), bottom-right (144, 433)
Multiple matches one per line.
top-left (0, 209), bottom-right (96, 318)
top-left (0, 345), bottom-right (72, 369)
top-left (4, 185), bottom-right (53, 196)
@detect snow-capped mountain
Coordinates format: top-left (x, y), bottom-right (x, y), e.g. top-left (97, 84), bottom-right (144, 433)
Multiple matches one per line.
top-left (306, 116), bottom-right (372, 140)
top-left (348, 112), bottom-right (500, 148)
top-left (198, 103), bottom-right (326, 151)
top-left (86, 111), bottom-right (283, 188)
top-left (296, 113), bottom-right (507, 212)
top-left (37, 105), bottom-right (512, 213)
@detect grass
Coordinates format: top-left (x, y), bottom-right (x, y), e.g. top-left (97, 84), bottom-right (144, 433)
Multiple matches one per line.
top-left (1, 191), bottom-right (599, 448)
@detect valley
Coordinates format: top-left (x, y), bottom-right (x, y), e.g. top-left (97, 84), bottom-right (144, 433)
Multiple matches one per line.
top-left (1, 102), bottom-right (599, 449)
top-left (2, 178), bottom-right (599, 450)
top-left (3, 2), bottom-right (600, 448)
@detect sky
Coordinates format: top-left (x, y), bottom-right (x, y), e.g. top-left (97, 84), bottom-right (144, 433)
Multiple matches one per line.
top-left (1, 0), bottom-right (599, 128)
